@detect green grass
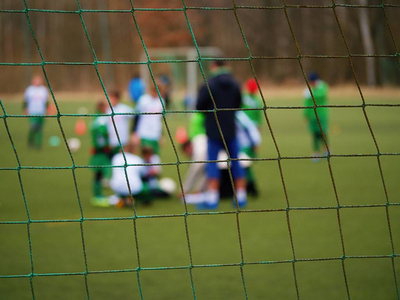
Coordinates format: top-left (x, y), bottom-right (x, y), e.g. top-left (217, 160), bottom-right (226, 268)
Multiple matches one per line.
top-left (0, 91), bottom-right (400, 299)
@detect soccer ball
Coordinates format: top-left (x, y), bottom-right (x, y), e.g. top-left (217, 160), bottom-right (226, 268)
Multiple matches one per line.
top-left (159, 177), bottom-right (177, 195)
top-left (49, 135), bottom-right (61, 147)
top-left (67, 137), bottom-right (81, 153)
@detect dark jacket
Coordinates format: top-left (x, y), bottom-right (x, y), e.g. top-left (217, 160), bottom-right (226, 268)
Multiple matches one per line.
top-left (196, 72), bottom-right (242, 141)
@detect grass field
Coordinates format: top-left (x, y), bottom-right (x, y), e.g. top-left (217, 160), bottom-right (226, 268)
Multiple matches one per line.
top-left (0, 88), bottom-right (400, 299)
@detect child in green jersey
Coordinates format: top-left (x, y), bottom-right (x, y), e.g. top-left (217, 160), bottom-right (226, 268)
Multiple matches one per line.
top-left (242, 78), bottom-right (263, 128)
top-left (303, 72), bottom-right (329, 161)
top-left (89, 100), bottom-right (112, 207)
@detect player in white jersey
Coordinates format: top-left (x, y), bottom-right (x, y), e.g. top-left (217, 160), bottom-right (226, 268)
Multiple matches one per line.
top-left (106, 90), bottom-right (134, 155)
top-left (110, 142), bottom-right (152, 207)
top-left (133, 80), bottom-right (165, 155)
top-left (23, 75), bottom-right (49, 149)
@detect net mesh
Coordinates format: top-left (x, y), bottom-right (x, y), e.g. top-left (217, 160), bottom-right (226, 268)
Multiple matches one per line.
top-left (0, 1), bottom-right (399, 299)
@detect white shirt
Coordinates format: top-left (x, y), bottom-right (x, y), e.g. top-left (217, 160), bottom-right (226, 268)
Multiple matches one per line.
top-left (303, 80), bottom-right (322, 99)
top-left (24, 85), bottom-right (49, 115)
top-left (135, 94), bottom-right (164, 141)
top-left (235, 111), bottom-right (261, 149)
top-left (107, 103), bottom-right (134, 147)
top-left (143, 154), bottom-right (162, 177)
top-left (110, 152), bottom-right (145, 196)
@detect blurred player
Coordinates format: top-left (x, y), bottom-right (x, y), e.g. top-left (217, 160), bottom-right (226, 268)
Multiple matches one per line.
top-left (159, 74), bottom-right (172, 109)
top-left (132, 80), bottom-right (165, 155)
top-left (235, 111), bottom-right (261, 197)
top-left (109, 141), bottom-right (152, 207)
top-left (106, 90), bottom-right (134, 154)
top-left (303, 72), bottom-right (329, 161)
top-left (181, 113), bottom-right (208, 195)
top-left (128, 74), bottom-right (146, 104)
top-left (196, 60), bottom-right (246, 209)
top-left (89, 100), bottom-right (111, 207)
top-left (241, 78), bottom-right (263, 195)
top-left (180, 111), bottom-right (260, 204)
top-left (23, 75), bottom-right (49, 149)
top-left (242, 78), bottom-right (263, 128)
top-left (141, 146), bottom-right (169, 198)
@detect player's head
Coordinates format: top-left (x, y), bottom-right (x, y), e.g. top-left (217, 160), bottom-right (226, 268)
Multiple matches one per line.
top-left (141, 145), bottom-right (154, 161)
top-left (245, 78), bottom-right (258, 94)
top-left (32, 75), bottom-right (43, 86)
top-left (307, 72), bottom-right (320, 86)
top-left (108, 90), bottom-right (121, 106)
top-left (123, 140), bottom-right (137, 154)
top-left (96, 99), bottom-right (107, 114)
top-left (211, 59), bottom-right (227, 70)
top-left (150, 78), bottom-right (166, 98)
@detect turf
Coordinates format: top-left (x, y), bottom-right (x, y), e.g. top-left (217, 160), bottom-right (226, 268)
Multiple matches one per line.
top-left (0, 89), bottom-right (399, 299)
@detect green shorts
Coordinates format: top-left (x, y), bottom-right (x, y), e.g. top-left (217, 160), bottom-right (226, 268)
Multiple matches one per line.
top-left (241, 146), bottom-right (256, 159)
top-left (89, 153), bottom-right (112, 177)
top-left (141, 138), bottom-right (160, 155)
top-left (29, 116), bottom-right (45, 130)
top-left (119, 182), bottom-right (153, 204)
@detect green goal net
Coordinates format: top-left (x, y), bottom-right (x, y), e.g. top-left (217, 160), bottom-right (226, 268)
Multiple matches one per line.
top-left (0, 1), bottom-right (399, 299)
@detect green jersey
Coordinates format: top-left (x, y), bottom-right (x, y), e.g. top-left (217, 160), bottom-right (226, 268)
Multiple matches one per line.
top-left (91, 116), bottom-right (109, 151)
top-left (303, 80), bottom-right (329, 133)
top-left (189, 113), bottom-right (206, 140)
top-left (242, 92), bottom-right (263, 126)
top-left (89, 115), bottom-right (111, 176)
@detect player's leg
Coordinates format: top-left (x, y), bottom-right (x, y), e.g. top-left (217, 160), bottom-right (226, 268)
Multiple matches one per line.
top-left (312, 131), bottom-right (321, 153)
top-left (227, 138), bottom-right (247, 208)
top-left (134, 182), bottom-right (153, 206)
top-left (242, 147), bottom-right (259, 197)
top-left (198, 138), bottom-right (221, 209)
top-left (90, 153), bottom-right (112, 207)
top-left (27, 117), bottom-right (36, 148)
top-left (90, 169), bottom-right (110, 207)
top-left (311, 128), bottom-right (322, 162)
top-left (93, 171), bottom-right (103, 197)
top-left (320, 127), bottom-right (329, 156)
top-left (34, 117), bottom-right (45, 149)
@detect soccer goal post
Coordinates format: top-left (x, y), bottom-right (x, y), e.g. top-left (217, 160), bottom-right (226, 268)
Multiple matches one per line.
top-left (139, 47), bottom-right (223, 108)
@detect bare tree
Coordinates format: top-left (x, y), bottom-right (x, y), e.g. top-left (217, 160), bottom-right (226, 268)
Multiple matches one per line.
top-left (358, 0), bottom-right (376, 86)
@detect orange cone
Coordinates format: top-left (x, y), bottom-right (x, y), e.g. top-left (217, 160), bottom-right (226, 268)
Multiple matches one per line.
top-left (75, 119), bottom-right (87, 136)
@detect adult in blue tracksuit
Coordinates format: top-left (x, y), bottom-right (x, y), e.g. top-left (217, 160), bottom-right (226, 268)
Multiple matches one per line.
top-left (128, 74), bottom-right (146, 104)
top-left (196, 60), bottom-right (247, 209)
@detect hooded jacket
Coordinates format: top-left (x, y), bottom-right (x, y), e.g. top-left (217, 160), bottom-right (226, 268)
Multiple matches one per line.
top-left (196, 71), bottom-right (242, 141)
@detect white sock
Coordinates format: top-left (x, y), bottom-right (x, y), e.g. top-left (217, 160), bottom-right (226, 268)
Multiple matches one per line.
top-left (183, 193), bottom-right (206, 204)
top-left (205, 190), bottom-right (219, 205)
top-left (236, 189), bottom-right (247, 204)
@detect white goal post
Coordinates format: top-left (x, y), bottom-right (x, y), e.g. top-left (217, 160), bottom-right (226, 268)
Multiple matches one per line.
top-left (140, 47), bottom-right (223, 108)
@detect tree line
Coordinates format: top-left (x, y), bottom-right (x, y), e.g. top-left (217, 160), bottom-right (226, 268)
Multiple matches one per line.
top-left (0, 0), bottom-right (399, 93)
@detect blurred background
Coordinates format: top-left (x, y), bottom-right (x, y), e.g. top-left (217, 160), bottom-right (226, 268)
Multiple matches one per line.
top-left (1, 0), bottom-right (400, 94)
top-left (1, 1), bottom-right (400, 299)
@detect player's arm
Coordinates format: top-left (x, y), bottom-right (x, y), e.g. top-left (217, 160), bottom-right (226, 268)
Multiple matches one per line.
top-left (130, 116), bottom-right (142, 146)
top-left (255, 95), bottom-right (263, 127)
top-left (149, 155), bottom-right (162, 176)
top-left (131, 114), bottom-right (140, 133)
top-left (22, 90), bottom-right (28, 115)
top-left (45, 89), bottom-right (51, 115)
top-left (22, 101), bottom-right (27, 115)
top-left (236, 82), bottom-right (242, 108)
top-left (131, 97), bottom-right (143, 134)
top-left (196, 85), bottom-right (211, 111)
top-left (302, 88), bottom-right (313, 120)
